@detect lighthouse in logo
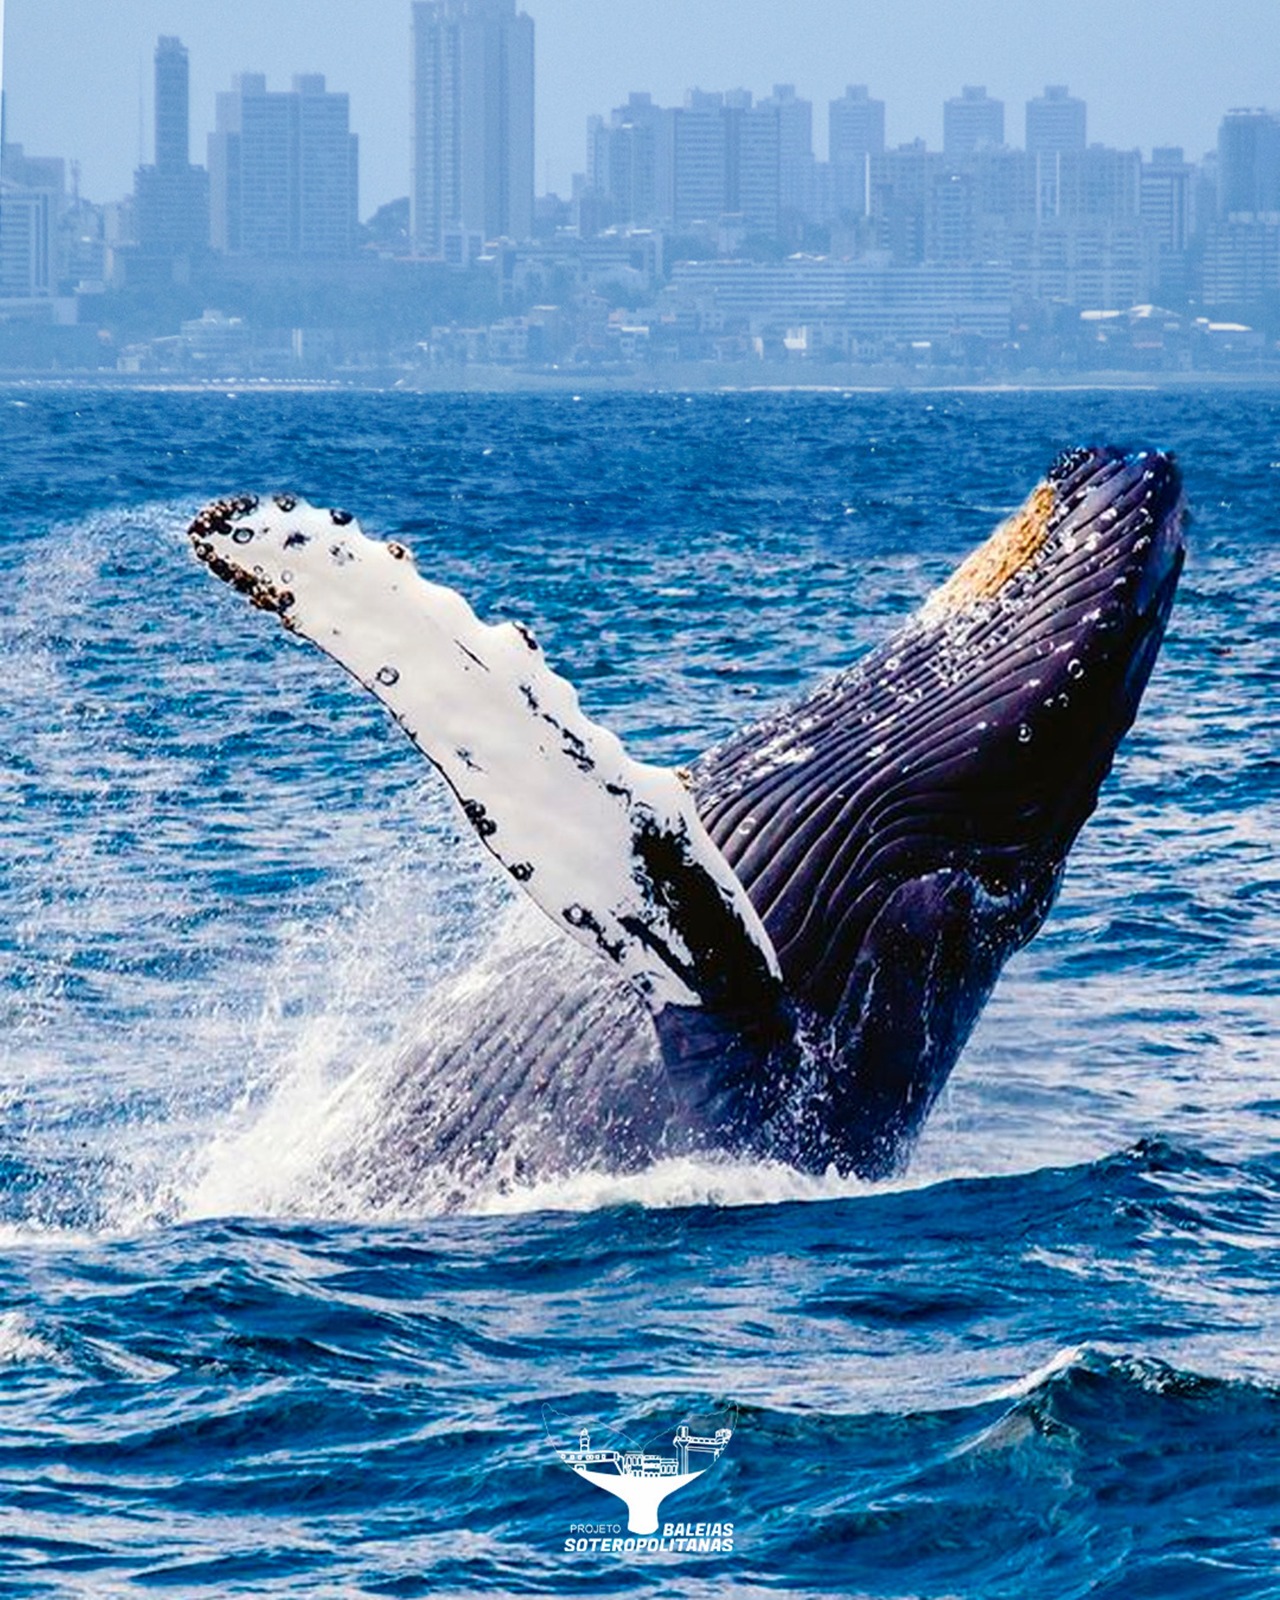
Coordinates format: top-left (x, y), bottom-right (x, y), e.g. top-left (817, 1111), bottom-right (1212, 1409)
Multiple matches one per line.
top-left (544, 1408), bottom-right (733, 1534)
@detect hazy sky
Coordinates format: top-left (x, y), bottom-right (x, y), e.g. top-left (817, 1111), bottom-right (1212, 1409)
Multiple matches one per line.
top-left (3, 1), bottom-right (1278, 213)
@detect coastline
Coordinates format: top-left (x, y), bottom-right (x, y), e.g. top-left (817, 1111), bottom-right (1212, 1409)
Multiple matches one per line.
top-left (3, 364), bottom-right (1280, 396)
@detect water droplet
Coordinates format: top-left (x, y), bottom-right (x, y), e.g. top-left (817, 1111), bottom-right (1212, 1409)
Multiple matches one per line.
top-left (1018, 723), bottom-right (1033, 743)
top-left (1067, 659), bottom-right (1084, 680)
top-left (376, 666), bottom-right (400, 687)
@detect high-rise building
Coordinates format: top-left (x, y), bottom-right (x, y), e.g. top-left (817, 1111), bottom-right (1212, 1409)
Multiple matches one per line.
top-left (830, 85), bottom-right (885, 164)
top-left (155, 35), bottom-right (190, 170)
top-left (0, 181), bottom-right (55, 297)
top-left (411, 0), bottom-right (535, 256)
top-left (587, 87), bottom-right (784, 236)
top-left (927, 170), bottom-right (978, 263)
top-left (1007, 216), bottom-right (1151, 309)
top-left (829, 86), bottom-right (885, 218)
top-left (587, 93), bottom-right (665, 229)
top-left (1, 143), bottom-right (63, 296)
top-left (1026, 88), bottom-right (1087, 221)
top-left (1201, 217), bottom-right (1280, 305)
top-left (1030, 144), bottom-right (1140, 224)
top-left (732, 96), bottom-right (783, 237)
top-left (968, 148), bottom-right (1037, 227)
top-left (1069, 147), bottom-right (1141, 220)
top-left (134, 37), bottom-right (209, 258)
top-left (870, 142), bottom-right (943, 265)
top-left (1217, 109), bottom-right (1280, 218)
top-left (209, 72), bottom-right (358, 257)
top-left (1026, 86), bottom-right (1086, 155)
top-left (670, 90), bottom-right (727, 227)
top-left (759, 85), bottom-right (815, 220)
top-left (1141, 147), bottom-right (1196, 250)
top-left (944, 87), bottom-right (1004, 157)
top-left (1141, 147), bottom-right (1198, 300)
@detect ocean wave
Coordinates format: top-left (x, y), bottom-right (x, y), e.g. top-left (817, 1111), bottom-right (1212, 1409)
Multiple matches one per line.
top-left (0, 388), bottom-right (1274, 1594)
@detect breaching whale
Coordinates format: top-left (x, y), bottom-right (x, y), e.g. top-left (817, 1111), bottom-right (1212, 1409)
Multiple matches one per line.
top-left (187, 444), bottom-right (1184, 1195)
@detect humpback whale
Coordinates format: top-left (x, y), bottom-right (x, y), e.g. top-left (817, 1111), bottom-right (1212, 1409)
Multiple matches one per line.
top-left (187, 444), bottom-right (1184, 1196)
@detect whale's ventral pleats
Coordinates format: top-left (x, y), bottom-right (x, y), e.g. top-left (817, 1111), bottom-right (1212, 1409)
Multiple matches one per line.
top-left (187, 444), bottom-right (1185, 1185)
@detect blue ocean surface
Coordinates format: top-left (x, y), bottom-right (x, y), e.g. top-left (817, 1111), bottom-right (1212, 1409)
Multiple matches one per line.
top-left (0, 385), bottom-right (1276, 1597)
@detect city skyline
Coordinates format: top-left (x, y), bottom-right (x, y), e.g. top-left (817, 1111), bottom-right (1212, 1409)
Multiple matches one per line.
top-left (4, 0), bottom-right (1280, 214)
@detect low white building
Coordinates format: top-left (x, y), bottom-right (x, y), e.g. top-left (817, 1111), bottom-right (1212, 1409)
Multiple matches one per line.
top-left (668, 254), bottom-right (1012, 342)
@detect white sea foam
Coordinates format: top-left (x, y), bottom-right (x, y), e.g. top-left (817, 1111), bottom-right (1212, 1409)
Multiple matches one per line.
top-left (467, 1155), bottom-right (878, 1216)
top-left (0, 1310), bottom-right (62, 1366)
top-left (985, 1344), bottom-right (1089, 1403)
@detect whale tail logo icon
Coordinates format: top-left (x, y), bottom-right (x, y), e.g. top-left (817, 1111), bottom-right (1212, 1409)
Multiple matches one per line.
top-left (543, 1406), bottom-right (734, 1534)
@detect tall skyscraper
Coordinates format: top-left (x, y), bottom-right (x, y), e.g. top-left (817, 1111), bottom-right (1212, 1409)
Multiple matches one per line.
top-left (944, 87), bottom-right (1004, 157)
top-left (829, 86), bottom-right (884, 218)
top-left (0, 176), bottom-right (55, 297)
top-left (670, 90), bottom-right (727, 227)
top-left (134, 37), bottom-right (209, 258)
top-left (1217, 109), bottom-right (1280, 217)
top-left (1142, 145), bottom-right (1197, 298)
top-left (760, 85), bottom-right (815, 220)
top-left (1026, 86), bottom-right (1087, 221)
top-left (871, 142), bottom-right (943, 265)
top-left (829, 85), bottom-right (885, 165)
top-left (208, 72), bottom-right (358, 257)
top-left (587, 93), bottom-right (664, 228)
top-left (155, 35), bottom-right (190, 170)
top-left (1141, 147), bottom-right (1196, 252)
top-left (1, 143), bottom-right (63, 296)
top-left (728, 92), bottom-right (783, 237)
top-left (587, 87), bottom-right (784, 235)
top-left (1026, 86), bottom-right (1086, 154)
top-left (411, 0), bottom-right (535, 256)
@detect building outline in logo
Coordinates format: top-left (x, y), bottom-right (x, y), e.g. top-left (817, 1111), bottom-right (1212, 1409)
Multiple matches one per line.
top-left (544, 1407), bottom-right (734, 1535)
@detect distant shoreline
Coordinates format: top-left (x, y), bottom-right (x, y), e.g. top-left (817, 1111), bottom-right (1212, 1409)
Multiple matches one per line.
top-left (3, 365), bottom-right (1280, 396)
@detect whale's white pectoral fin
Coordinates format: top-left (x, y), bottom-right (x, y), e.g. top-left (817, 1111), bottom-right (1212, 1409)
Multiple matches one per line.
top-left (187, 495), bottom-right (783, 1021)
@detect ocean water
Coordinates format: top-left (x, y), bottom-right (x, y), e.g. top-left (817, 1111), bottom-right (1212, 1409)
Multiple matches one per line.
top-left (0, 384), bottom-right (1276, 1597)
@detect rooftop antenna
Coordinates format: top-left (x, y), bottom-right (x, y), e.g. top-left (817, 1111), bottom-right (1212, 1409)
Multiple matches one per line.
top-left (138, 58), bottom-right (146, 166)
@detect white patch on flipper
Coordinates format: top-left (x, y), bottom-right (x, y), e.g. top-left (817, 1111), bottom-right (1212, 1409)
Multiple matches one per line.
top-left (188, 495), bottom-right (780, 1012)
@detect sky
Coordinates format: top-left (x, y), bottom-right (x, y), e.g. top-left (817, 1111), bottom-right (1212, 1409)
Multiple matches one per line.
top-left (3, 1), bottom-right (1279, 214)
